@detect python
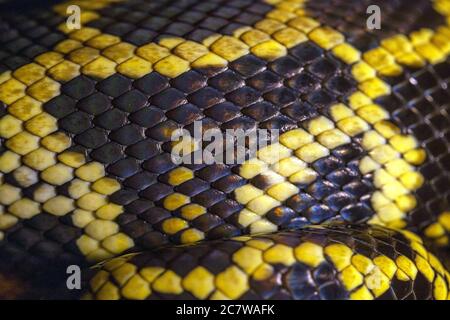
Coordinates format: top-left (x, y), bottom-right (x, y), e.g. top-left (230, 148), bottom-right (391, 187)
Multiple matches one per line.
top-left (0, 0), bottom-right (449, 300)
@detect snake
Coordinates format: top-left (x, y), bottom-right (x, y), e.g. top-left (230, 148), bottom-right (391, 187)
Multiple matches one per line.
top-left (0, 0), bottom-right (449, 300)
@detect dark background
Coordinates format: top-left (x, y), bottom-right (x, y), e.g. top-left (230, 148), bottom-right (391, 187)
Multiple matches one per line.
top-left (0, 0), bottom-right (65, 12)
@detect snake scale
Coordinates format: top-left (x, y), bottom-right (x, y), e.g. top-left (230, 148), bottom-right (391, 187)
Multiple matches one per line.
top-left (0, 0), bottom-right (449, 300)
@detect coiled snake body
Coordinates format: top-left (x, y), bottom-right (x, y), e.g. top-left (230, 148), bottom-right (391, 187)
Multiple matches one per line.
top-left (0, 0), bottom-right (449, 300)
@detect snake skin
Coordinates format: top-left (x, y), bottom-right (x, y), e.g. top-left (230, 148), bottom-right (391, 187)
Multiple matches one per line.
top-left (0, 0), bottom-right (449, 299)
top-left (79, 224), bottom-right (448, 300)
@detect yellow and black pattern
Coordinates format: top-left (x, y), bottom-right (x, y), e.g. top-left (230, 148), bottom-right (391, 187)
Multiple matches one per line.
top-left (305, 0), bottom-right (447, 52)
top-left (82, 224), bottom-right (450, 300)
top-left (0, 0), bottom-right (449, 299)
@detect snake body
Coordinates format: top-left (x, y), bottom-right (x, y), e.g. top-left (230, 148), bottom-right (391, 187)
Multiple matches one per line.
top-left (0, 0), bottom-right (449, 300)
